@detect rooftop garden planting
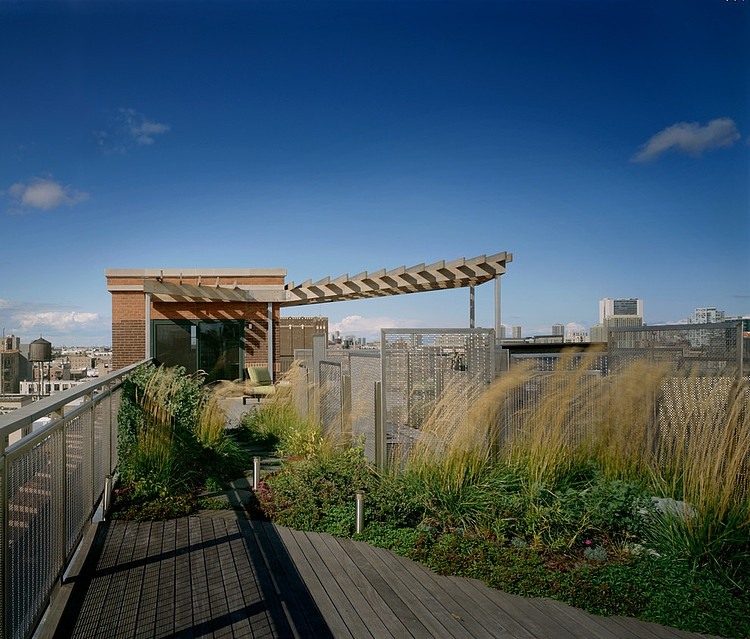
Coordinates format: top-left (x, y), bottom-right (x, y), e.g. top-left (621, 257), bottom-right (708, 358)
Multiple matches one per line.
top-left (250, 359), bottom-right (750, 639)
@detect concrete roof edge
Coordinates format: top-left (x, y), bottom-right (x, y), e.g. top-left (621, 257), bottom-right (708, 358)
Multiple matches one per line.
top-left (105, 268), bottom-right (287, 277)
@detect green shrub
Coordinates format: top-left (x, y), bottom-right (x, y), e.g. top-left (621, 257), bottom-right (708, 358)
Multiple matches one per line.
top-left (257, 446), bottom-right (376, 532)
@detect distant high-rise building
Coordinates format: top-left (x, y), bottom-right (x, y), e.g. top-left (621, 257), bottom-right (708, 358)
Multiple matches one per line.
top-left (552, 323), bottom-right (564, 336)
top-left (590, 324), bottom-right (606, 343)
top-left (690, 307), bottom-right (725, 324)
top-left (594, 298), bottom-right (645, 344)
top-left (688, 307), bottom-right (727, 347)
top-left (599, 298), bottom-right (643, 324)
top-left (512, 326), bottom-right (522, 339)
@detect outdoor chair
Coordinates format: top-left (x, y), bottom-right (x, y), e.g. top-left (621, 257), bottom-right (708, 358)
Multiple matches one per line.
top-left (242, 365), bottom-right (277, 404)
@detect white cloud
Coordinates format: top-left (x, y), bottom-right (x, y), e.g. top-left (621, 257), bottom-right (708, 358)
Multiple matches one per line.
top-left (565, 322), bottom-right (586, 334)
top-left (632, 117), bottom-right (740, 162)
top-left (16, 311), bottom-right (102, 332)
top-left (120, 107), bottom-right (170, 145)
top-left (0, 300), bottom-right (109, 346)
top-left (5, 177), bottom-right (89, 213)
top-left (329, 314), bottom-right (423, 339)
top-left (96, 108), bottom-right (170, 152)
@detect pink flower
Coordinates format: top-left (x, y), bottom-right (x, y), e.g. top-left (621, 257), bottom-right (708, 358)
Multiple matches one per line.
top-left (585, 539), bottom-right (592, 546)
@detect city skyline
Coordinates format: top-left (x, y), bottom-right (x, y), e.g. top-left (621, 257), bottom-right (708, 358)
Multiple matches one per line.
top-left (1, 1), bottom-right (748, 346)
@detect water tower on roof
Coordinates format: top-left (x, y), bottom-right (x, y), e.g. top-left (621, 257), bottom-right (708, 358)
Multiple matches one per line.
top-left (29, 337), bottom-right (52, 399)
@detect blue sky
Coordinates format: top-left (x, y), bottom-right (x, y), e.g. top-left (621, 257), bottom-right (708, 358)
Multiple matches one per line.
top-left (1, 0), bottom-right (748, 346)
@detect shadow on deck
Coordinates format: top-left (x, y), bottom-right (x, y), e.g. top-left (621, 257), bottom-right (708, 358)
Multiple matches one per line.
top-left (44, 508), bottom-right (723, 639)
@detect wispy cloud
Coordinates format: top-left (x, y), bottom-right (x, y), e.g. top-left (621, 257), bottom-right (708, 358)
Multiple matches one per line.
top-left (95, 107), bottom-right (170, 153)
top-left (0, 299), bottom-right (108, 345)
top-left (329, 314), bottom-right (423, 340)
top-left (632, 117), bottom-right (740, 162)
top-left (16, 311), bottom-right (102, 332)
top-left (5, 177), bottom-right (89, 214)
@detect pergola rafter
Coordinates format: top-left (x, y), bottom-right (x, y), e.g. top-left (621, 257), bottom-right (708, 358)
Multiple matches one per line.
top-left (283, 252), bottom-right (512, 307)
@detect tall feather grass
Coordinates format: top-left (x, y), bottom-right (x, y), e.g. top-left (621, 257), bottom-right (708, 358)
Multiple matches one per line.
top-left (404, 353), bottom-right (749, 573)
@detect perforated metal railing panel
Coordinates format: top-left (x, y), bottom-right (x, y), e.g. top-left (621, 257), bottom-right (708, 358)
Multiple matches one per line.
top-left (657, 376), bottom-right (750, 495)
top-left (7, 430), bottom-right (64, 639)
top-left (319, 361), bottom-right (343, 437)
top-left (609, 322), bottom-right (743, 375)
top-left (349, 352), bottom-right (381, 462)
top-left (381, 329), bottom-right (495, 465)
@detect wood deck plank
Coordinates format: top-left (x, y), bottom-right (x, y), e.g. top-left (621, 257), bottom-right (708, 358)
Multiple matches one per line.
top-left (212, 515), bottom-right (254, 637)
top-left (186, 514), bottom-right (211, 635)
top-left (133, 520), bottom-right (163, 639)
top-left (54, 510), bottom-right (723, 639)
top-left (252, 519), bottom-right (334, 638)
top-left (225, 515), bottom-right (274, 636)
top-left (201, 515), bottom-right (230, 636)
top-left (173, 517), bottom-right (195, 636)
top-left (275, 524), bottom-right (355, 639)
top-left (336, 538), bottom-right (431, 638)
top-left (233, 513), bottom-right (296, 637)
top-left (287, 528), bottom-right (367, 637)
top-left (344, 534), bottom-right (474, 639)
top-left (97, 521), bottom-right (140, 638)
top-left (394, 559), bottom-right (530, 639)
top-left (154, 518), bottom-right (177, 639)
top-left (440, 576), bottom-right (539, 639)
top-left (309, 531), bottom-right (397, 637)
top-left (524, 596), bottom-right (629, 639)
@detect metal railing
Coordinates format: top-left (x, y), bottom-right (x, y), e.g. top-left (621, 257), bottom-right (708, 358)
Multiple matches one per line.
top-left (609, 321), bottom-right (745, 377)
top-left (287, 325), bottom-right (748, 477)
top-left (0, 360), bottom-right (147, 639)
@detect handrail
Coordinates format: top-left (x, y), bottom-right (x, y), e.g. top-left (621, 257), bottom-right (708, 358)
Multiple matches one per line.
top-left (0, 360), bottom-right (148, 451)
top-left (1, 358), bottom-right (151, 639)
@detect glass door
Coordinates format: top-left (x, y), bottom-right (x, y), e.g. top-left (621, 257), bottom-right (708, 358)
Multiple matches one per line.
top-left (152, 320), bottom-right (243, 381)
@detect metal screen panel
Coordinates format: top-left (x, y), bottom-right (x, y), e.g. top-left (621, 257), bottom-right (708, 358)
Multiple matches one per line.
top-left (609, 322), bottom-right (743, 376)
top-left (349, 352), bottom-right (381, 463)
top-left (498, 371), bottom-right (604, 447)
top-left (7, 430), bottom-right (64, 639)
top-left (657, 376), bottom-right (750, 495)
top-left (65, 415), bottom-right (87, 558)
top-left (0, 362), bottom-right (142, 639)
top-left (382, 329), bottom-right (495, 465)
top-left (319, 361), bottom-right (343, 438)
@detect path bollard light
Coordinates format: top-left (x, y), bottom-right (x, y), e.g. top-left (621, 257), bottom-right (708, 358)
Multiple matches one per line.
top-left (355, 490), bottom-right (365, 534)
top-left (103, 474), bottom-right (113, 520)
top-left (253, 456), bottom-right (260, 491)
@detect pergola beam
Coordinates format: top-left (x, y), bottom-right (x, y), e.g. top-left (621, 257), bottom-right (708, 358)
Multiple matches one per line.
top-left (283, 252), bottom-right (512, 307)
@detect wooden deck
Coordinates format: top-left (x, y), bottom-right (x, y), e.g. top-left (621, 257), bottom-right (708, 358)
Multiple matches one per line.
top-left (49, 510), bottom-right (721, 639)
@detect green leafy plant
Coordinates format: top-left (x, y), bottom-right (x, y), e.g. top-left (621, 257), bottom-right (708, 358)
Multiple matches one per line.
top-left (115, 363), bottom-right (251, 518)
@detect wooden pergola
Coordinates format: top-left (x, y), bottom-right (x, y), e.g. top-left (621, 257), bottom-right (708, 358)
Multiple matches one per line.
top-left (283, 252), bottom-right (512, 307)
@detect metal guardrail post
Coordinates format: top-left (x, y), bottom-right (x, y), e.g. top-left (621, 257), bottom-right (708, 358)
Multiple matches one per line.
top-left (374, 381), bottom-right (385, 472)
top-left (342, 374), bottom-right (352, 442)
top-left (355, 490), bottom-right (365, 534)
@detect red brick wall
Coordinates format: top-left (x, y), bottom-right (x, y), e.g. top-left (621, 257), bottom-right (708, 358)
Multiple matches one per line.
top-left (109, 286), bottom-right (282, 376)
top-left (111, 291), bottom-right (146, 370)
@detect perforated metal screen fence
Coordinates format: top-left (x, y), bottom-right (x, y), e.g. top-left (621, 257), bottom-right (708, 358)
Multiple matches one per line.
top-left (349, 353), bottom-right (381, 463)
top-left (657, 376), bottom-right (750, 495)
top-left (609, 322), bottom-right (744, 376)
top-left (498, 371), bottom-right (604, 447)
top-left (319, 361), bottom-right (344, 438)
top-left (287, 327), bottom-right (748, 481)
top-left (381, 329), bottom-right (495, 464)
